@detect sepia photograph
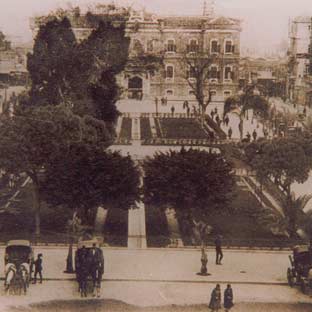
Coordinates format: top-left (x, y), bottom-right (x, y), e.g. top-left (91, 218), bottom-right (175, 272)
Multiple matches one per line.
top-left (1, 0), bottom-right (312, 311)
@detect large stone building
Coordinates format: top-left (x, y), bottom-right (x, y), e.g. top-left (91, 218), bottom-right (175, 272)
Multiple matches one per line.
top-left (287, 16), bottom-right (312, 106)
top-left (31, 5), bottom-right (241, 105)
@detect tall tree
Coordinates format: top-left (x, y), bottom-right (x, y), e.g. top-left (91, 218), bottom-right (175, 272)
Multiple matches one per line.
top-left (69, 20), bottom-right (130, 126)
top-left (143, 148), bottom-right (235, 244)
top-left (0, 104), bottom-right (111, 236)
top-left (181, 50), bottom-right (217, 124)
top-left (244, 138), bottom-right (312, 236)
top-left (27, 17), bottom-right (77, 107)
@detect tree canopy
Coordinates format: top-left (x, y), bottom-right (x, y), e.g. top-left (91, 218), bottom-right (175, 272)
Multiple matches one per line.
top-left (143, 148), bottom-right (235, 222)
top-left (0, 104), bottom-right (112, 235)
top-left (40, 147), bottom-right (140, 221)
top-left (27, 17), bottom-right (77, 107)
top-left (244, 138), bottom-right (312, 197)
top-left (27, 14), bottom-right (130, 130)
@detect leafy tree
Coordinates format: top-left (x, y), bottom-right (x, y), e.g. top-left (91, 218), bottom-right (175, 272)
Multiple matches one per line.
top-left (244, 138), bottom-right (312, 236)
top-left (40, 147), bottom-right (140, 224)
top-left (70, 21), bottom-right (130, 123)
top-left (27, 17), bottom-right (77, 107)
top-left (143, 148), bottom-right (235, 244)
top-left (224, 86), bottom-right (270, 140)
top-left (27, 14), bottom-right (130, 133)
top-left (0, 105), bottom-right (111, 236)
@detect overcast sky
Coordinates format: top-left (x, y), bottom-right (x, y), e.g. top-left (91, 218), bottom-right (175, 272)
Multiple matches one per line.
top-left (1, 0), bottom-right (312, 54)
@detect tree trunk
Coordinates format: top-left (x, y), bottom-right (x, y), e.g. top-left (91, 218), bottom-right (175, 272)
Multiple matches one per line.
top-left (32, 182), bottom-right (41, 237)
top-left (239, 116), bottom-right (244, 141)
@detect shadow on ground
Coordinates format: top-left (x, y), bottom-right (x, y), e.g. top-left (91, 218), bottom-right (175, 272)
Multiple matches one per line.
top-left (8, 299), bottom-right (312, 312)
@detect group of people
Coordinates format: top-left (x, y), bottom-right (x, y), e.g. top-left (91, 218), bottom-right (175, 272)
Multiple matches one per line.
top-left (75, 243), bottom-right (104, 298)
top-left (209, 284), bottom-right (234, 312)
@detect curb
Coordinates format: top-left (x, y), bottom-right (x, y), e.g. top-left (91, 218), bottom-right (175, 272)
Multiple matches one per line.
top-left (0, 277), bottom-right (288, 286)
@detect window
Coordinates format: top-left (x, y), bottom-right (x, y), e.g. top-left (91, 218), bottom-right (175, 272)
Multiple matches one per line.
top-left (166, 39), bottom-right (176, 52)
top-left (187, 66), bottom-right (196, 79)
top-left (224, 66), bottom-right (232, 80)
top-left (225, 40), bottom-right (234, 53)
top-left (211, 40), bottom-right (219, 53)
top-left (165, 65), bottom-right (174, 79)
top-left (166, 89), bottom-right (174, 96)
top-left (188, 39), bottom-right (199, 53)
top-left (189, 90), bottom-right (195, 96)
top-left (209, 66), bottom-right (218, 79)
top-left (224, 91), bottom-right (231, 98)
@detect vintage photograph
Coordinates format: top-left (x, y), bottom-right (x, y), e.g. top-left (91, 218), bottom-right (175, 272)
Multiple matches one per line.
top-left (0, 0), bottom-right (312, 311)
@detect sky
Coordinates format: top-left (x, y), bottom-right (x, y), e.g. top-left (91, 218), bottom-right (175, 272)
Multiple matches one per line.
top-left (1, 0), bottom-right (312, 55)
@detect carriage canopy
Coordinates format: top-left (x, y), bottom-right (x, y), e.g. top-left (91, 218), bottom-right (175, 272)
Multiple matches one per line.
top-left (5, 240), bottom-right (34, 266)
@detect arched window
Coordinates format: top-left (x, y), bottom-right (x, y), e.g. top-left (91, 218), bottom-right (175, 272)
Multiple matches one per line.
top-left (224, 66), bottom-right (232, 80)
top-left (225, 40), bottom-right (234, 54)
top-left (211, 40), bottom-right (219, 53)
top-left (128, 76), bottom-right (143, 89)
top-left (165, 65), bottom-right (174, 79)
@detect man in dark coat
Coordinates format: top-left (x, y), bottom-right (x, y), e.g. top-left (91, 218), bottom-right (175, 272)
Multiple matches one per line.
top-left (89, 243), bottom-right (104, 297)
top-left (209, 284), bottom-right (221, 311)
top-left (224, 284), bottom-right (234, 311)
top-left (215, 235), bottom-right (223, 265)
top-left (33, 253), bottom-right (43, 284)
top-left (228, 127), bottom-right (233, 140)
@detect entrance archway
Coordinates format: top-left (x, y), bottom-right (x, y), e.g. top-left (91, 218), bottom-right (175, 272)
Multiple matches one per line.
top-left (128, 76), bottom-right (143, 100)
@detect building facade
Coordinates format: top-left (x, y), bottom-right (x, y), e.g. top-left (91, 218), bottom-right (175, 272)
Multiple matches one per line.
top-left (31, 6), bottom-right (241, 104)
top-left (287, 16), bottom-right (312, 106)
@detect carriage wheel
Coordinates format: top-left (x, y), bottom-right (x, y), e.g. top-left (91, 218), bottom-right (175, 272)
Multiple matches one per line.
top-left (287, 268), bottom-right (294, 287)
top-left (300, 278), bottom-right (306, 294)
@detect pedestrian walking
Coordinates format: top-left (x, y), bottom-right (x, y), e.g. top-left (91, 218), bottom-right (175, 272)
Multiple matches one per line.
top-left (208, 284), bottom-right (222, 312)
top-left (252, 129), bottom-right (257, 141)
top-left (211, 110), bottom-right (215, 119)
top-left (224, 115), bottom-right (230, 127)
top-left (187, 106), bottom-right (190, 118)
top-left (214, 107), bottom-right (218, 115)
top-left (228, 127), bottom-right (232, 140)
top-left (33, 253), bottom-right (43, 284)
top-left (171, 105), bottom-right (175, 116)
top-left (246, 132), bottom-right (251, 142)
top-left (183, 100), bottom-right (189, 110)
top-left (215, 235), bottom-right (223, 265)
top-left (224, 284), bottom-right (234, 311)
top-left (215, 115), bottom-right (220, 125)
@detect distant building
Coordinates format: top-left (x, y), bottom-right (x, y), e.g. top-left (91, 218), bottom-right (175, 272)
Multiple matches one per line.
top-left (239, 57), bottom-right (287, 98)
top-left (287, 16), bottom-right (312, 106)
top-left (31, 5), bottom-right (241, 104)
top-left (0, 31), bottom-right (28, 86)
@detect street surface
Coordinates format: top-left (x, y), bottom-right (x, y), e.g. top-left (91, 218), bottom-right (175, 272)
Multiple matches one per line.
top-left (1, 247), bottom-right (312, 311)
top-left (0, 247), bottom-right (293, 283)
top-left (1, 282), bottom-right (312, 312)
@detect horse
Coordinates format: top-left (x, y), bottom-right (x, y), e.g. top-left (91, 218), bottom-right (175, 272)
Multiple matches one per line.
top-left (4, 263), bottom-right (16, 294)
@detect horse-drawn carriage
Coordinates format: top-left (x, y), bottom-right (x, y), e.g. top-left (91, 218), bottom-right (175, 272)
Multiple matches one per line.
top-left (75, 239), bottom-right (104, 298)
top-left (287, 245), bottom-right (312, 294)
top-left (4, 240), bottom-right (34, 295)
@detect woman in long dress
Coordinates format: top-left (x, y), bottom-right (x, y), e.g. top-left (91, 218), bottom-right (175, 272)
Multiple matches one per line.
top-left (224, 284), bottom-right (234, 311)
top-left (208, 284), bottom-right (221, 312)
